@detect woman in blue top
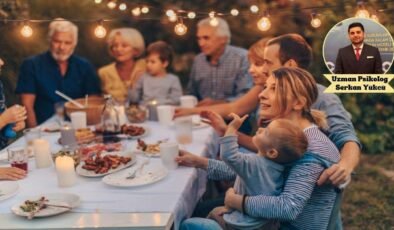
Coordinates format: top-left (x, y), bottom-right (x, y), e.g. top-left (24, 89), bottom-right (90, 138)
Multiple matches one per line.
top-left (178, 67), bottom-right (340, 230)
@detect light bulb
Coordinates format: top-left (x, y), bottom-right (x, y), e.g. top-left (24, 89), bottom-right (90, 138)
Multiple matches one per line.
top-left (174, 23), bottom-right (187, 36)
top-left (355, 9), bottom-right (370, 18)
top-left (311, 18), bottom-right (322, 28)
top-left (187, 12), bottom-right (196, 19)
top-left (257, 17), bottom-right (271, 31)
top-left (141, 6), bottom-right (149, 14)
top-left (166, 10), bottom-right (175, 17)
top-left (250, 5), bottom-right (259, 13)
top-left (94, 0), bottom-right (102, 4)
top-left (169, 15), bottom-right (177, 22)
top-left (209, 11), bottom-right (215, 18)
top-left (94, 25), bottom-right (107, 38)
top-left (107, 1), bottom-right (116, 9)
top-left (21, 24), bottom-right (33, 38)
top-left (131, 7), bottom-right (141, 16)
top-left (119, 3), bottom-right (127, 11)
top-left (370, 14), bottom-right (379, 22)
top-left (230, 9), bottom-right (239, 16)
top-left (209, 17), bottom-right (219, 27)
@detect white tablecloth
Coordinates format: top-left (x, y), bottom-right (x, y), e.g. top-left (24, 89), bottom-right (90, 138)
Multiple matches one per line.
top-left (0, 121), bottom-right (212, 229)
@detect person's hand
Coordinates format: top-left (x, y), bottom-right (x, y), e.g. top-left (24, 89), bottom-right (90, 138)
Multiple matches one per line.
top-left (317, 162), bottom-right (352, 187)
top-left (224, 188), bottom-right (243, 211)
top-left (227, 113), bottom-right (249, 131)
top-left (1, 105), bottom-right (27, 124)
top-left (175, 150), bottom-right (208, 169)
top-left (207, 206), bottom-right (231, 228)
top-left (174, 107), bottom-right (196, 118)
top-left (200, 110), bottom-right (227, 136)
top-left (13, 120), bottom-right (26, 132)
top-left (0, 167), bottom-right (26, 180)
top-left (197, 98), bottom-right (227, 107)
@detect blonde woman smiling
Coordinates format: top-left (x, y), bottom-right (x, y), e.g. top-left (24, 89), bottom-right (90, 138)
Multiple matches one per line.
top-left (98, 28), bottom-right (146, 103)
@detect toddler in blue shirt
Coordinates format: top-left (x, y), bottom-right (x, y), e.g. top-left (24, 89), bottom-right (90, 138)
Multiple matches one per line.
top-left (208, 113), bottom-right (308, 230)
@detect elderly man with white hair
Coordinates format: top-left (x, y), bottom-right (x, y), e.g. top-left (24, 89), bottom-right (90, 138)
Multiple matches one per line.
top-left (16, 18), bottom-right (101, 127)
top-left (187, 17), bottom-right (252, 106)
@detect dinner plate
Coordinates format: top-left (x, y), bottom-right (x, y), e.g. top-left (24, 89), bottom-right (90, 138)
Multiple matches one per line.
top-left (11, 193), bottom-right (80, 218)
top-left (121, 124), bottom-right (150, 139)
top-left (0, 181), bottom-right (19, 202)
top-left (76, 151), bottom-right (137, 177)
top-left (40, 122), bottom-right (61, 133)
top-left (102, 164), bottom-right (168, 187)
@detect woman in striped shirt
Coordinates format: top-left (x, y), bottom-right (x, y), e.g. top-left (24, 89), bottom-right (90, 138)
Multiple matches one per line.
top-left (178, 67), bottom-right (341, 230)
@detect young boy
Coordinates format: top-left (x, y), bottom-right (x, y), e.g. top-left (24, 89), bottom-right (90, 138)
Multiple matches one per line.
top-left (129, 41), bottom-right (182, 105)
top-left (208, 113), bottom-right (308, 230)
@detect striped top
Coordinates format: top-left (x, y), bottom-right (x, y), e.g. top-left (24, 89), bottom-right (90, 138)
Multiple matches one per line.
top-left (207, 125), bottom-right (340, 230)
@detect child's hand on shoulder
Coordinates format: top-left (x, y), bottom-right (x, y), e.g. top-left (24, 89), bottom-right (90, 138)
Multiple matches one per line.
top-left (226, 113), bottom-right (248, 135)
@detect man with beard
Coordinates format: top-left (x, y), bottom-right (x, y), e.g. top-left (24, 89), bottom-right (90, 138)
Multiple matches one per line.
top-left (16, 19), bottom-right (101, 127)
top-left (334, 22), bottom-right (383, 74)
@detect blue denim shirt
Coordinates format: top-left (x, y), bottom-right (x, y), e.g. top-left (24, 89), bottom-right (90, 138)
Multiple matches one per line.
top-left (16, 51), bottom-right (101, 124)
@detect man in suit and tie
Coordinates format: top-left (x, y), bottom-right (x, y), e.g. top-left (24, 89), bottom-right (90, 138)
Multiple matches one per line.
top-left (334, 22), bottom-right (383, 74)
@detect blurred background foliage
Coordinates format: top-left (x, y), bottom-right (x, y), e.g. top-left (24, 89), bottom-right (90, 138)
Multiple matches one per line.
top-left (0, 0), bottom-right (393, 153)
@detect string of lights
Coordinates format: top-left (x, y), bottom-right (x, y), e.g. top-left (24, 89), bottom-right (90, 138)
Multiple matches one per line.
top-left (0, 0), bottom-right (389, 38)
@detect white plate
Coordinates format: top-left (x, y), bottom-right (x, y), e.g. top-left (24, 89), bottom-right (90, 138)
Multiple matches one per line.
top-left (0, 181), bottom-right (19, 202)
top-left (40, 122), bottom-right (61, 133)
top-left (76, 151), bottom-right (137, 177)
top-left (11, 193), bottom-right (80, 218)
top-left (136, 149), bottom-right (160, 158)
top-left (102, 164), bottom-right (168, 187)
top-left (122, 124), bottom-right (150, 139)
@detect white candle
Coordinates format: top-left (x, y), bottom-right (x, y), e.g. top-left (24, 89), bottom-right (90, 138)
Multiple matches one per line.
top-left (55, 156), bottom-right (76, 187)
top-left (33, 139), bottom-right (53, 168)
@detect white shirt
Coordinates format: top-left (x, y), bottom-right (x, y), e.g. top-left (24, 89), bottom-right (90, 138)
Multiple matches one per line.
top-left (352, 43), bottom-right (364, 56)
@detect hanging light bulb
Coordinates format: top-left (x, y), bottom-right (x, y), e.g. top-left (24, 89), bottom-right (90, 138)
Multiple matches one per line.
top-left (187, 11), bottom-right (196, 19)
top-left (257, 16), bottom-right (271, 31)
top-left (20, 21), bottom-right (33, 38)
top-left (169, 14), bottom-right (178, 22)
top-left (370, 14), bottom-right (379, 22)
top-left (166, 9), bottom-right (176, 17)
top-left (355, 2), bottom-right (370, 18)
top-left (94, 0), bottom-right (102, 4)
top-left (94, 20), bottom-right (107, 38)
top-left (118, 3), bottom-right (127, 11)
top-left (141, 6), bottom-right (149, 14)
top-left (174, 22), bottom-right (187, 36)
top-left (209, 11), bottom-right (215, 18)
top-left (310, 13), bottom-right (322, 28)
top-left (250, 5), bottom-right (259, 13)
top-left (107, 1), bottom-right (116, 9)
top-left (131, 7), bottom-right (141, 16)
top-left (230, 9), bottom-right (239, 16)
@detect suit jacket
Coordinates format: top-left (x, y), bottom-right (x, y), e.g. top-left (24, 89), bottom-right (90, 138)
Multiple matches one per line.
top-left (334, 43), bottom-right (383, 74)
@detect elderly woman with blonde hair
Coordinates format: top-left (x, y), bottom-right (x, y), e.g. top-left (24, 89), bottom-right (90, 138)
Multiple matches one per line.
top-left (98, 28), bottom-right (146, 103)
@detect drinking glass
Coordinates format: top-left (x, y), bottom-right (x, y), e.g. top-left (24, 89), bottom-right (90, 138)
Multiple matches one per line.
top-left (54, 102), bottom-right (65, 125)
top-left (7, 146), bottom-right (29, 172)
top-left (174, 117), bottom-right (193, 145)
top-left (23, 127), bottom-right (41, 157)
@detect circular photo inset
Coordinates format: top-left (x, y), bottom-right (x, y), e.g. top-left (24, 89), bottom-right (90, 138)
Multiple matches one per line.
top-left (323, 17), bottom-right (394, 74)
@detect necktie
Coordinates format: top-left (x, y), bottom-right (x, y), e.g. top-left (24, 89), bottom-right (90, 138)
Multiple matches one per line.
top-left (355, 48), bottom-right (361, 61)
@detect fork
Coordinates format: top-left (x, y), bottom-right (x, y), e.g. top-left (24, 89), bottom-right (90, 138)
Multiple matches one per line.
top-left (126, 157), bottom-right (150, 179)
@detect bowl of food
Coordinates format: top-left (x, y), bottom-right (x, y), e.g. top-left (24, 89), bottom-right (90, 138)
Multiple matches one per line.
top-left (64, 97), bottom-right (105, 125)
top-left (125, 104), bottom-right (148, 123)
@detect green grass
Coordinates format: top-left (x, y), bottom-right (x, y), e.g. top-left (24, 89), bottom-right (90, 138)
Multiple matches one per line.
top-left (342, 153), bottom-right (394, 229)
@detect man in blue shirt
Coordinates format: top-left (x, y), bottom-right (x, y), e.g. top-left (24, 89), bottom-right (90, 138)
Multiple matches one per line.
top-left (16, 19), bottom-right (101, 127)
top-left (187, 17), bottom-right (252, 106)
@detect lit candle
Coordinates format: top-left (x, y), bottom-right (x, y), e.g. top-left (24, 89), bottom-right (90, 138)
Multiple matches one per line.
top-left (60, 125), bottom-right (77, 146)
top-left (148, 100), bottom-right (158, 121)
top-left (33, 139), bottom-right (53, 169)
top-left (55, 156), bottom-right (77, 187)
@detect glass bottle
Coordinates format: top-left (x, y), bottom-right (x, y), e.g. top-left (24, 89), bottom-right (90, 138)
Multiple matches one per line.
top-left (101, 94), bottom-right (120, 142)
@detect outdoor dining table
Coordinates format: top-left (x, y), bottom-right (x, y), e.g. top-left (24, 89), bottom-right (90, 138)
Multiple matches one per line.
top-left (0, 120), bottom-right (213, 230)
